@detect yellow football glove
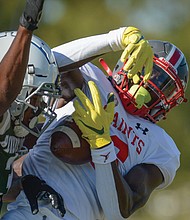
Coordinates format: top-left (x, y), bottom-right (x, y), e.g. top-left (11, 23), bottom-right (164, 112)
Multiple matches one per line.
top-left (120, 26), bottom-right (153, 83)
top-left (128, 85), bottom-right (151, 109)
top-left (72, 81), bottom-right (115, 149)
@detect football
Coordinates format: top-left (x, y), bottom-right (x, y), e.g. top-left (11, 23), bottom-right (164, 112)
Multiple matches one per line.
top-left (50, 116), bottom-right (91, 165)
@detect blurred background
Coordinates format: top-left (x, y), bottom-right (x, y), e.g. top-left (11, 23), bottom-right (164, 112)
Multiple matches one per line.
top-left (1, 0), bottom-right (190, 219)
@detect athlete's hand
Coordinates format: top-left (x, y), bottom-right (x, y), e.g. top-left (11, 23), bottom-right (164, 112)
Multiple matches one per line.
top-left (21, 175), bottom-right (66, 217)
top-left (72, 81), bottom-right (115, 149)
top-left (128, 85), bottom-right (151, 109)
top-left (119, 26), bottom-right (153, 83)
top-left (20, 0), bottom-right (44, 31)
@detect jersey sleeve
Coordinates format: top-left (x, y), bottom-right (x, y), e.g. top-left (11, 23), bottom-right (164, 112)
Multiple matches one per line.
top-left (143, 130), bottom-right (180, 189)
top-left (52, 27), bottom-right (126, 68)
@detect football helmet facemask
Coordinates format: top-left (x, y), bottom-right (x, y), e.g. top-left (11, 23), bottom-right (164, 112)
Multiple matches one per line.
top-left (0, 31), bottom-right (61, 137)
top-left (101, 40), bottom-right (189, 123)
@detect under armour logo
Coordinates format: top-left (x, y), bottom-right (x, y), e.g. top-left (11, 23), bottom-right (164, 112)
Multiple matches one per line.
top-left (135, 123), bottom-right (149, 135)
top-left (100, 152), bottom-right (111, 163)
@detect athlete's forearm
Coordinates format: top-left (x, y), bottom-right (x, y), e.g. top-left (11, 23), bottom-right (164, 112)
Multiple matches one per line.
top-left (2, 154), bottom-right (27, 202)
top-left (2, 177), bottom-right (22, 202)
top-left (0, 26), bottom-right (32, 116)
top-left (94, 161), bottom-right (133, 220)
top-left (52, 27), bottom-right (126, 69)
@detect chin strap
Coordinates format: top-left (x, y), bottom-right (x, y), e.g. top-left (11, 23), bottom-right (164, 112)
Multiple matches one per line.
top-left (99, 58), bottom-right (113, 76)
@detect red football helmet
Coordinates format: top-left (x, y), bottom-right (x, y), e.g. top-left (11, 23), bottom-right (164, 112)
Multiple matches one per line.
top-left (101, 40), bottom-right (189, 123)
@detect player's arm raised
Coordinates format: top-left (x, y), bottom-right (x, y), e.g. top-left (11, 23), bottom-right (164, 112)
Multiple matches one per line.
top-left (0, 0), bottom-right (44, 117)
top-left (53, 26), bottom-right (153, 82)
top-left (72, 81), bottom-right (163, 219)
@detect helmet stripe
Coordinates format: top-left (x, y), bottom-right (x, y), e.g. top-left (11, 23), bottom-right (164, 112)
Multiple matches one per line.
top-left (168, 47), bottom-right (183, 68)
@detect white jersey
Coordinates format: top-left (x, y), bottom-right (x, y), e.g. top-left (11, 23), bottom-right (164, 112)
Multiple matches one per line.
top-left (7, 62), bottom-right (180, 220)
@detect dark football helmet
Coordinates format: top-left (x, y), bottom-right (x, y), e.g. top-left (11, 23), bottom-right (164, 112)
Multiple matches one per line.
top-left (101, 40), bottom-right (189, 123)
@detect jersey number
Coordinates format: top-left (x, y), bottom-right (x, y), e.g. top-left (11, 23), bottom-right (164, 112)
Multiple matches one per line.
top-left (111, 135), bottom-right (128, 163)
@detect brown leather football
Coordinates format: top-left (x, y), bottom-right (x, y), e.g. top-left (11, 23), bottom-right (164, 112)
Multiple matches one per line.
top-left (50, 116), bottom-right (91, 165)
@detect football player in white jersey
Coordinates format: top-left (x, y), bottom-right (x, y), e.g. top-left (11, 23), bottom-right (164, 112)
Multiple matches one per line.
top-left (1, 27), bottom-right (189, 220)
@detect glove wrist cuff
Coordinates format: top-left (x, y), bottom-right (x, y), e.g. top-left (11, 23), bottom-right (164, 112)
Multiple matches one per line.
top-left (90, 136), bottom-right (111, 149)
top-left (91, 142), bottom-right (116, 164)
top-left (20, 14), bottom-right (38, 31)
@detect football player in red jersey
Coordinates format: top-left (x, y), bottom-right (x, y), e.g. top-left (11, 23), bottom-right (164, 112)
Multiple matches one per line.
top-left (2, 26), bottom-right (188, 220)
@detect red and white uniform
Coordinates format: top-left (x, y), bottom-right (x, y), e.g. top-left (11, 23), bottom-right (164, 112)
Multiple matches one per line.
top-left (2, 28), bottom-right (180, 220)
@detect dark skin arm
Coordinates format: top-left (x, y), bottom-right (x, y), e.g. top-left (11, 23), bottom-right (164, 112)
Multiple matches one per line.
top-left (0, 26), bottom-right (32, 117)
top-left (0, 26), bottom-right (34, 197)
top-left (111, 162), bottom-right (164, 218)
top-left (2, 154), bottom-right (27, 202)
top-left (2, 176), bottom-right (23, 203)
top-left (0, 0), bottom-right (45, 117)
